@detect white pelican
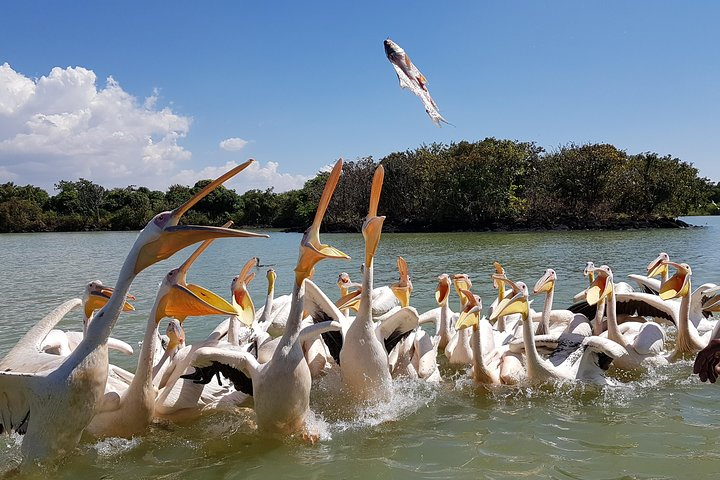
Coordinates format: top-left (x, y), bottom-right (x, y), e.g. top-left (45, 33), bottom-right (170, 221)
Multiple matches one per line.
top-left (40, 281), bottom-right (135, 357)
top-left (487, 262), bottom-right (523, 336)
top-left (185, 158), bottom-right (349, 439)
top-left (0, 160), bottom-right (266, 464)
top-left (585, 265), bottom-right (667, 370)
top-left (628, 252), bottom-right (670, 294)
top-left (338, 165), bottom-right (394, 403)
top-left (491, 279), bottom-right (626, 385)
top-left (411, 329), bottom-right (441, 382)
top-left (658, 260), bottom-right (716, 360)
top-left (427, 274), bottom-right (456, 351)
top-left (443, 274), bottom-right (474, 366)
top-left (532, 269), bottom-right (591, 336)
top-left (86, 235), bottom-right (241, 438)
top-left (336, 272), bottom-right (401, 320)
top-left (455, 292), bottom-right (505, 385)
top-left (253, 266), bottom-right (292, 338)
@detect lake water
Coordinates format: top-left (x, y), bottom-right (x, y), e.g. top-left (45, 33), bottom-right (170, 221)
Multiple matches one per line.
top-left (1, 217), bottom-right (719, 478)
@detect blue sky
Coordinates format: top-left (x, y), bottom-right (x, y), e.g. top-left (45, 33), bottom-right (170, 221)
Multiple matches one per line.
top-left (1, 1), bottom-right (718, 194)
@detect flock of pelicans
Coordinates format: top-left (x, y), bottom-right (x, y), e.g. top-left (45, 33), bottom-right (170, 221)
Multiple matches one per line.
top-left (1, 159), bottom-right (720, 470)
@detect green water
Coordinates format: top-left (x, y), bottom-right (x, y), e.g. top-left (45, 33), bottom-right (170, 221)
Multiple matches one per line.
top-left (1, 217), bottom-right (719, 478)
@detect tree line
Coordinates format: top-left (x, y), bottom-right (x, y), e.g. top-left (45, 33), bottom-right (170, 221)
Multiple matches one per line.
top-left (1, 139), bottom-right (718, 234)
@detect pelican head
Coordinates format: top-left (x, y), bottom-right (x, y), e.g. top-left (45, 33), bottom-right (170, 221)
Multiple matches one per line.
top-left (533, 268), bottom-right (556, 295)
top-left (452, 274), bottom-right (472, 304)
top-left (435, 274), bottom-right (451, 306)
top-left (231, 257), bottom-right (260, 326)
top-left (294, 159), bottom-right (351, 286)
top-left (362, 165), bottom-right (386, 269)
top-left (659, 261), bottom-right (692, 300)
top-left (165, 318), bottom-right (186, 351)
top-left (337, 272), bottom-right (357, 296)
top-left (83, 280), bottom-right (135, 322)
top-left (585, 265), bottom-right (614, 305)
top-left (391, 256), bottom-right (413, 307)
top-left (154, 236), bottom-right (238, 324)
top-left (489, 281), bottom-right (530, 322)
top-left (583, 261), bottom-right (596, 283)
top-left (647, 252), bottom-right (670, 278)
top-left (266, 268), bottom-right (277, 296)
top-left (134, 160), bottom-right (269, 275)
top-left (455, 289), bottom-right (482, 330)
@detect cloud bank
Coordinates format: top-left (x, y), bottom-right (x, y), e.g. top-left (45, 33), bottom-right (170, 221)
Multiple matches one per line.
top-left (0, 64), bottom-right (309, 193)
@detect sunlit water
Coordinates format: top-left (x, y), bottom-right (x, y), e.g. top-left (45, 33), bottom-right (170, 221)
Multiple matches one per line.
top-left (1, 217), bottom-right (719, 478)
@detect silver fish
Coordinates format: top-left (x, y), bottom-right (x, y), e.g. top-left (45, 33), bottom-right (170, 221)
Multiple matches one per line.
top-left (384, 38), bottom-right (451, 127)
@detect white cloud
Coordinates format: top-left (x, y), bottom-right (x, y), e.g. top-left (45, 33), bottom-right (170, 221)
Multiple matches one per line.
top-left (0, 63), bottom-right (311, 194)
top-left (219, 137), bottom-right (249, 151)
top-left (0, 63), bottom-right (192, 190)
top-left (169, 160), bottom-right (310, 193)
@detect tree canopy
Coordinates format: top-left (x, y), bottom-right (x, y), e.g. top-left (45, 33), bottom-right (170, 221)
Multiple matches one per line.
top-left (0, 139), bottom-right (715, 234)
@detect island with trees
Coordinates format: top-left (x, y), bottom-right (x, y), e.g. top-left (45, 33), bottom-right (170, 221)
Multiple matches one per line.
top-left (1, 139), bottom-right (718, 234)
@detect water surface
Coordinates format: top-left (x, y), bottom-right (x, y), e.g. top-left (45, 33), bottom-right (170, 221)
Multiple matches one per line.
top-left (1, 217), bottom-right (719, 478)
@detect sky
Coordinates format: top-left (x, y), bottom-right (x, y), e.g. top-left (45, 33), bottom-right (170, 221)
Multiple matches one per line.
top-left (1, 1), bottom-right (718, 195)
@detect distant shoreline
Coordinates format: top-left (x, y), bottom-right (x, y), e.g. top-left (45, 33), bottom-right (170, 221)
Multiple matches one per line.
top-left (279, 216), bottom-right (698, 234)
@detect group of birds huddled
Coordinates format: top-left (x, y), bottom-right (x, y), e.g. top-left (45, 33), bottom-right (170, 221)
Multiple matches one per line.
top-left (1, 159), bottom-right (719, 470)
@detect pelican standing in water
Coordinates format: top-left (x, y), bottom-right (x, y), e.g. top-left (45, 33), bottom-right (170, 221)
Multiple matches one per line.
top-left (0, 161), bottom-right (264, 465)
top-left (339, 165), bottom-right (394, 403)
top-left (186, 159), bottom-right (349, 439)
top-left (444, 274), bottom-right (474, 366)
top-left (86, 235), bottom-right (244, 438)
top-left (585, 265), bottom-right (667, 370)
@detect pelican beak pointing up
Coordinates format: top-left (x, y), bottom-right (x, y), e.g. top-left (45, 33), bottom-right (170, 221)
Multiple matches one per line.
top-left (135, 160), bottom-right (269, 275)
top-left (362, 165), bottom-right (386, 269)
top-left (295, 159), bottom-right (351, 286)
top-left (231, 257), bottom-right (260, 326)
top-left (647, 252), bottom-right (670, 278)
top-left (391, 255), bottom-right (413, 307)
top-left (435, 274), bottom-right (451, 306)
top-left (586, 265), bottom-right (613, 306)
top-left (455, 289), bottom-right (482, 330)
top-left (659, 261), bottom-right (692, 300)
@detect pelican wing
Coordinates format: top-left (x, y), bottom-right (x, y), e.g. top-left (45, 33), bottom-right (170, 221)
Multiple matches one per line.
top-left (616, 292), bottom-right (677, 326)
top-left (631, 322), bottom-right (666, 356)
top-left (583, 336), bottom-right (627, 359)
top-left (417, 306), bottom-right (441, 326)
top-left (304, 280), bottom-right (348, 365)
top-left (376, 307), bottom-right (419, 354)
top-left (107, 337), bottom-right (134, 356)
top-left (0, 371), bottom-right (37, 435)
top-left (184, 345), bottom-right (259, 396)
top-left (567, 300), bottom-right (598, 322)
top-left (628, 274), bottom-right (661, 295)
top-left (1, 298), bottom-right (81, 369)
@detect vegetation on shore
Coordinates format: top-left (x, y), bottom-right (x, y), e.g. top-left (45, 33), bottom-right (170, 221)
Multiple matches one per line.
top-left (2, 139), bottom-right (718, 234)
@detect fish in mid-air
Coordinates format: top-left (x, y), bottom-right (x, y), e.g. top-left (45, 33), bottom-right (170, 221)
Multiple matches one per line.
top-left (383, 38), bottom-right (451, 127)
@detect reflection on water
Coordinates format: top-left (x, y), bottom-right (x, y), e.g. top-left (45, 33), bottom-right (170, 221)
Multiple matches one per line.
top-left (1, 217), bottom-right (719, 478)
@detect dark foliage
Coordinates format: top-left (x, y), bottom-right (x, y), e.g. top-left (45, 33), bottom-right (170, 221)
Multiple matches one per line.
top-left (0, 139), bottom-right (714, 233)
